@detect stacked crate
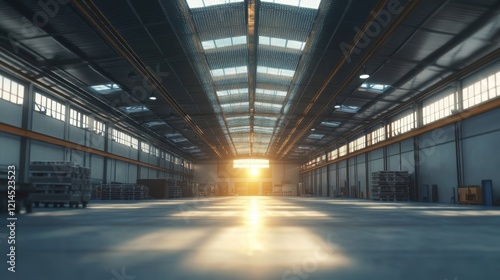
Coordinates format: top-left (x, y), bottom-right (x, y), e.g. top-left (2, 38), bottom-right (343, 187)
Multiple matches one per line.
top-left (30, 161), bottom-right (91, 208)
top-left (168, 186), bottom-right (182, 198)
top-left (95, 184), bottom-right (149, 200)
top-left (371, 171), bottom-right (410, 201)
top-left (458, 186), bottom-right (482, 205)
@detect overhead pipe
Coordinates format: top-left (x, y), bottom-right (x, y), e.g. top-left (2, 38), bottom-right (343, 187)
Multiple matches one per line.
top-left (71, 0), bottom-right (223, 158)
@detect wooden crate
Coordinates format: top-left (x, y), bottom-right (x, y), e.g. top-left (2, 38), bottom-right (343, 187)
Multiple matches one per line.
top-left (458, 186), bottom-right (482, 205)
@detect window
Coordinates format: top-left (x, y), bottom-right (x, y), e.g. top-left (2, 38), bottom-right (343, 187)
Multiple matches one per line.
top-left (338, 145), bottom-right (347, 157)
top-left (141, 142), bottom-right (150, 154)
top-left (423, 92), bottom-right (455, 125)
top-left (91, 119), bottom-right (106, 135)
top-left (0, 75), bottom-right (24, 105)
top-left (349, 135), bottom-right (366, 153)
top-left (112, 129), bottom-right (138, 149)
top-left (328, 149), bottom-right (338, 161)
top-left (151, 146), bottom-right (160, 157)
top-left (390, 112), bottom-right (416, 137)
top-left (370, 126), bottom-right (386, 146)
top-left (69, 109), bottom-right (89, 128)
top-left (34, 92), bottom-right (66, 122)
top-left (463, 71), bottom-right (500, 109)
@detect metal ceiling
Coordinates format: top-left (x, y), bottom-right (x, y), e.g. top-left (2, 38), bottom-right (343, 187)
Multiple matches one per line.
top-left (0, 0), bottom-right (498, 162)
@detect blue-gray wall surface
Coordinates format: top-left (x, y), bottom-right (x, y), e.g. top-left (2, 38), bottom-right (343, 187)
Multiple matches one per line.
top-left (302, 107), bottom-right (500, 203)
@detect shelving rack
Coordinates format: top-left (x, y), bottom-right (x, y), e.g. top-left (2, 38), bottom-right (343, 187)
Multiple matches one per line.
top-left (371, 171), bottom-right (410, 201)
top-left (94, 184), bottom-right (149, 200)
top-left (30, 161), bottom-right (91, 208)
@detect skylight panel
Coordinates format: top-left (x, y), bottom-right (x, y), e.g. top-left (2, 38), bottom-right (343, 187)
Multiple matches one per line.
top-left (308, 133), bottom-right (324, 140)
top-left (261, 0), bottom-right (321, 10)
top-left (217, 88), bottom-right (248, 97)
top-left (255, 115), bottom-right (277, 121)
top-left (120, 105), bottom-right (149, 113)
top-left (186, 0), bottom-right (244, 9)
top-left (221, 102), bottom-right (249, 108)
top-left (335, 105), bottom-right (360, 113)
top-left (256, 88), bottom-right (287, 97)
top-left (359, 83), bottom-right (390, 93)
top-left (254, 126), bottom-right (274, 133)
top-left (226, 115), bottom-right (249, 121)
top-left (259, 36), bottom-right (306, 50)
top-left (210, 66), bottom-right (248, 77)
top-left (170, 137), bottom-right (188, 143)
top-left (271, 37), bottom-right (286, 48)
top-left (201, 40), bottom-right (216, 49)
top-left (165, 132), bottom-right (182, 138)
top-left (144, 121), bottom-right (166, 127)
top-left (229, 126), bottom-right (250, 133)
top-left (90, 84), bottom-right (121, 93)
top-left (286, 40), bottom-right (305, 50)
top-left (216, 37), bottom-right (232, 48)
top-left (320, 121), bottom-right (341, 127)
top-left (255, 102), bottom-right (283, 109)
top-left (257, 66), bottom-right (295, 78)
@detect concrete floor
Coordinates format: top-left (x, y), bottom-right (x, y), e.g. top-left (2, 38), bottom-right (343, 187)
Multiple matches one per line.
top-left (1, 197), bottom-right (500, 280)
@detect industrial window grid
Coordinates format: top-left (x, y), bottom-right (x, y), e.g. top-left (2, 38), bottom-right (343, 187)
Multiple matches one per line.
top-left (0, 75), bottom-right (24, 105)
top-left (369, 126), bottom-right (386, 146)
top-left (349, 135), bottom-right (366, 153)
top-left (151, 146), bottom-right (160, 157)
top-left (91, 119), bottom-right (106, 135)
top-left (34, 92), bottom-right (66, 122)
top-left (463, 70), bottom-right (500, 109)
top-left (338, 145), bottom-right (347, 157)
top-left (422, 92), bottom-right (455, 125)
top-left (328, 149), bottom-right (338, 161)
top-left (141, 142), bottom-right (150, 154)
top-left (69, 108), bottom-right (89, 128)
top-left (390, 112), bottom-right (416, 137)
top-left (111, 128), bottom-right (138, 149)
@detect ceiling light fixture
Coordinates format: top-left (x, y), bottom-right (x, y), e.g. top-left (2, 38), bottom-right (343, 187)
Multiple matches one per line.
top-left (334, 104), bottom-right (341, 109)
top-left (149, 96), bottom-right (157, 100)
top-left (359, 65), bottom-right (370, 79)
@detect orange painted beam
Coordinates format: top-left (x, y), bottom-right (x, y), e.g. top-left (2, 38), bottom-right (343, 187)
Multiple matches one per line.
top-left (0, 123), bottom-right (192, 177)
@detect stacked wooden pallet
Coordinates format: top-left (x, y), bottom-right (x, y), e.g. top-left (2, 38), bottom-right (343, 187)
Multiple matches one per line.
top-left (371, 171), bottom-right (410, 202)
top-left (30, 161), bottom-right (91, 208)
top-left (95, 184), bottom-right (149, 200)
top-left (458, 186), bottom-right (482, 205)
top-left (168, 186), bottom-right (182, 198)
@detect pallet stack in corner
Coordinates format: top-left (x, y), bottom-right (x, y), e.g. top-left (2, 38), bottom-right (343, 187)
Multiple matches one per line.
top-left (371, 171), bottom-right (410, 202)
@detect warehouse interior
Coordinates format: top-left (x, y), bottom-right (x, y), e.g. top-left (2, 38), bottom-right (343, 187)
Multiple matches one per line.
top-left (0, 0), bottom-right (500, 279)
